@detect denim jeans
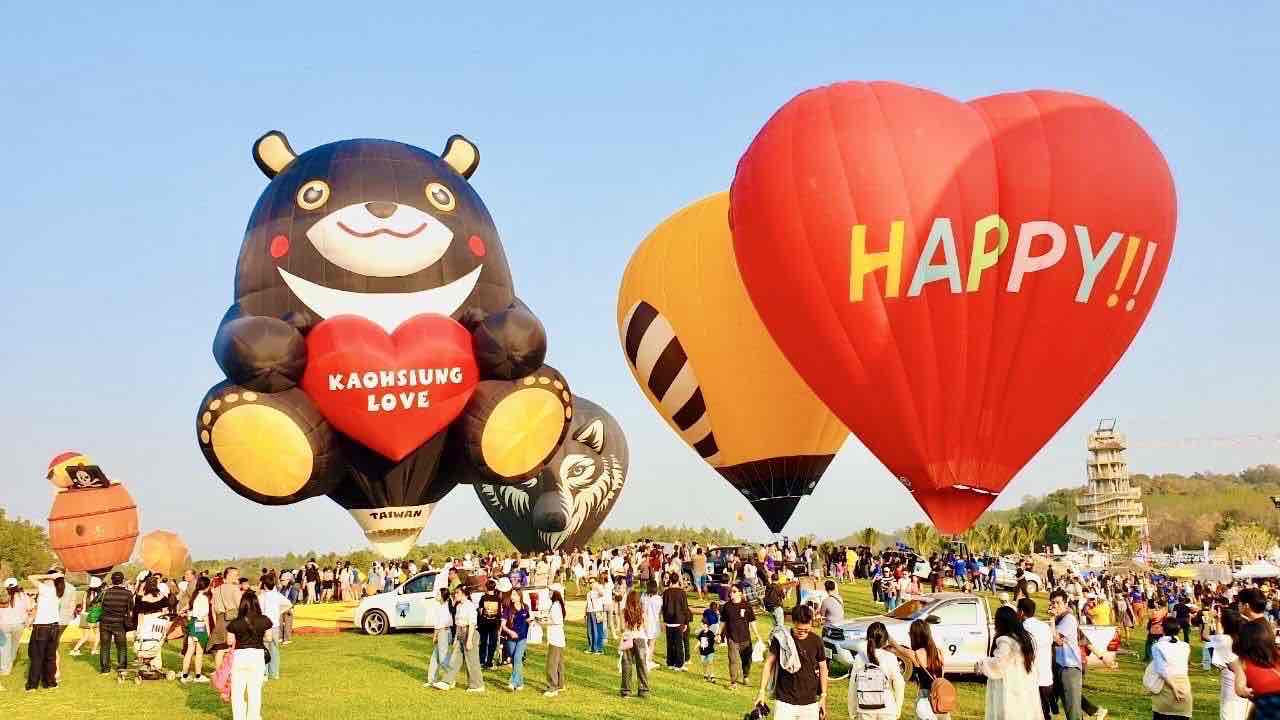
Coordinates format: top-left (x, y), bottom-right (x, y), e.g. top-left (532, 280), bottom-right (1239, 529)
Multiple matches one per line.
top-left (587, 613), bottom-right (604, 652)
top-left (264, 638), bottom-right (281, 680)
top-left (427, 628), bottom-right (454, 685)
top-left (506, 638), bottom-right (528, 688)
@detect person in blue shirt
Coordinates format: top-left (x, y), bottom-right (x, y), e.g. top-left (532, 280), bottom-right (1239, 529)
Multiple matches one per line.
top-left (500, 591), bottom-right (531, 691)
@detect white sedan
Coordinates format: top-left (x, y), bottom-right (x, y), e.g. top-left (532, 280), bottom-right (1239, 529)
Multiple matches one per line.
top-left (354, 571), bottom-right (444, 635)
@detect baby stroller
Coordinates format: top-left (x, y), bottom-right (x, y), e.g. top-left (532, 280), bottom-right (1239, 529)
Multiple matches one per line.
top-left (118, 611), bottom-right (177, 685)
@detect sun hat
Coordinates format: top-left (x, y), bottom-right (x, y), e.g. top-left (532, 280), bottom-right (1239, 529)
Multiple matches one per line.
top-left (4, 578), bottom-right (17, 588)
top-left (89, 576), bottom-right (103, 589)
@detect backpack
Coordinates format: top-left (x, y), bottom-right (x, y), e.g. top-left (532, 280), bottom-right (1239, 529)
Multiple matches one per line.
top-left (854, 663), bottom-right (890, 710)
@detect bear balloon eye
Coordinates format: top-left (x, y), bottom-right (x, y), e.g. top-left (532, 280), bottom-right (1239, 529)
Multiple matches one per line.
top-left (296, 180), bottom-right (331, 210)
top-left (425, 182), bottom-right (456, 212)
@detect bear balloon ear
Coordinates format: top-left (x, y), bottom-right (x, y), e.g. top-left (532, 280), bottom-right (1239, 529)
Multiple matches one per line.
top-left (442, 134), bottom-right (480, 179)
top-left (253, 131), bottom-right (298, 179)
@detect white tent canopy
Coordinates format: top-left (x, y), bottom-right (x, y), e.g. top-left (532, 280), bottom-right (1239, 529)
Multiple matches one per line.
top-left (1234, 561), bottom-right (1280, 580)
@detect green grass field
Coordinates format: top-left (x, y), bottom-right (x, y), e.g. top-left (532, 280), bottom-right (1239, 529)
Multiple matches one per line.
top-left (0, 581), bottom-right (1224, 718)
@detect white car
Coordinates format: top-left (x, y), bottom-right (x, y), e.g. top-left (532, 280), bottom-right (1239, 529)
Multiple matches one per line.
top-left (992, 558), bottom-right (1042, 593)
top-left (354, 570), bottom-right (444, 635)
top-left (823, 592), bottom-right (993, 674)
top-left (354, 571), bottom-right (553, 635)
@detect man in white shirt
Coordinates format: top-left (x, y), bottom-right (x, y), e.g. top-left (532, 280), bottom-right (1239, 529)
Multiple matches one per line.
top-left (1051, 590), bottom-right (1107, 720)
top-left (1018, 597), bottom-right (1055, 720)
top-left (257, 573), bottom-right (292, 681)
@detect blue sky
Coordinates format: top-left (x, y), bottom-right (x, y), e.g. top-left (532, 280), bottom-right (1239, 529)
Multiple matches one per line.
top-left (2, 3), bottom-right (1276, 558)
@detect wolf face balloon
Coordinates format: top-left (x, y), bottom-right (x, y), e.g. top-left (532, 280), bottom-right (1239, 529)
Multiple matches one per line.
top-left (197, 132), bottom-right (573, 558)
top-left (470, 397), bottom-right (628, 552)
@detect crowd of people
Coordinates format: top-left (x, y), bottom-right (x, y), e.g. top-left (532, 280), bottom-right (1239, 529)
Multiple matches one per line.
top-left (10, 538), bottom-right (1280, 719)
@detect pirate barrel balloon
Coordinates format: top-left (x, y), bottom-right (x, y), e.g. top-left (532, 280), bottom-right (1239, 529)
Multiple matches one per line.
top-left (46, 454), bottom-right (139, 574)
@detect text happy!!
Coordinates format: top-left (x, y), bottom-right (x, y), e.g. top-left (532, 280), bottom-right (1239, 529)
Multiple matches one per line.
top-left (327, 367), bottom-right (467, 412)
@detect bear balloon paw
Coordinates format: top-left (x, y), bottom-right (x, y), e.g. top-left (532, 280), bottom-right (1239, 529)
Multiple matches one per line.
top-left (457, 365), bottom-right (574, 482)
top-left (198, 382), bottom-right (341, 505)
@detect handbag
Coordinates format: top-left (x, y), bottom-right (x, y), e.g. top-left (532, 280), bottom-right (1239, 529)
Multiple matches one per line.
top-left (528, 621), bottom-right (544, 645)
top-left (212, 651), bottom-right (234, 702)
top-left (751, 639), bottom-right (766, 663)
top-left (619, 635), bottom-right (634, 651)
top-left (86, 604), bottom-right (103, 624)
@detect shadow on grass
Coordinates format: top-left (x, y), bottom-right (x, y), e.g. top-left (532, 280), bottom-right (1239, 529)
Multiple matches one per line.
top-left (366, 654), bottom-right (424, 683)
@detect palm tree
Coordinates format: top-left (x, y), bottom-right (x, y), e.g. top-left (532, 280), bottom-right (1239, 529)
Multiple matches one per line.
top-left (1020, 516), bottom-right (1045, 554)
top-left (858, 527), bottom-right (880, 550)
top-left (962, 526), bottom-right (985, 554)
top-left (904, 523), bottom-right (941, 556)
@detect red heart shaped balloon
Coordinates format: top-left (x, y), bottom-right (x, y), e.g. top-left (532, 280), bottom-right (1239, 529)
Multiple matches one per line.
top-left (301, 314), bottom-right (478, 461)
top-left (730, 82), bottom-right (1176, 533)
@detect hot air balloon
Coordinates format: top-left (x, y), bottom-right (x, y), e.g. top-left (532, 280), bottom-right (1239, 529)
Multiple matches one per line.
top-left (462, 396), bottom-right (628, 552)
top-left (730, 82), bottom-right (1176, 533)
top-left (139, 530), bottom-right (191, 579)
top-left (196, 131), bottom-right (576, 557)
top-left (45, 454), bottom-right (139, 574)
top-left (617, 193), bottom-right (847, 532)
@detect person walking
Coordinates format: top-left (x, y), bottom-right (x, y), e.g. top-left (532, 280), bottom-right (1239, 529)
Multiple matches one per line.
top-left (584, 579), bottom-right (606, 654)
top-left (180, 575), bottom-right (213, 683)
top-left (1050, 590), bottom-right (1107, 720)
top-left (441, 586), bottom-right (483, 692)
top-left (757, 604), bottom-right (828, 720)
top-left (1149, 617), bottom-right (1193, 719)
top-left (975, 606), bottom-right (1040, 719)
top-left (226, 592), bottom-right (273, 720)
top-left (848, 622), bottom-right (905, 719)
top-left (619, 590), bottom-right (650, 698)
top-left (24, 568), bottom-right (65, 691)
top-left (544, 584), bottom-right (567, 697)
top-left (211, 567), bottom-right (243, 671)
top-left (1230, 616), bottom-right (1280, 718)
top-left (97, 571), bottom-right (132, 675)
top-left (425, 588), bottom-right (454, 688)
top-left (661, 572), bottom-right (692, 670)
top-left (501, 590), bottom-right (531, 691)
top-left (908, 619), bottom-right (951, 720)
top-left (720, 584), bottom-right (761, 688)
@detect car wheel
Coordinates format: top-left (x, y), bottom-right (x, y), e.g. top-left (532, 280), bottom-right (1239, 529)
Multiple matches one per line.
top-left (1026, 581), bottom-right (1039, 594)
top-left (362, 609), bottom-right (389, 635)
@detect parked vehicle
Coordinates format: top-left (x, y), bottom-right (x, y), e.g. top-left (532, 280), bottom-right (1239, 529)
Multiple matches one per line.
top-left (992, 558), bottom-right (1043, 593)
top-left (355, 570), bottom-right (548, 635)
top-left (822, 592), bottom-right (994, 674)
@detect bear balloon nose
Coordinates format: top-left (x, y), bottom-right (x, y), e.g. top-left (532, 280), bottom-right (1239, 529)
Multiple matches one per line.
top-left (364, 201), bottom-right (397, 219)
top-left (534, 509), bottom-right (569, 533)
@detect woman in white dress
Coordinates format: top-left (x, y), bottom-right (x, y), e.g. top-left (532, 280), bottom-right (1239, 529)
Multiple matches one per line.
top-left (974, 606), bottom-right (1040, 719)
top-left (1212, 607), bottom-right (1251, 720)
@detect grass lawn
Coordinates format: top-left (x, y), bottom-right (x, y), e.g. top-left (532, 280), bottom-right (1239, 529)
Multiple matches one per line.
top-left (0, 581), bottom-right (1223, 718)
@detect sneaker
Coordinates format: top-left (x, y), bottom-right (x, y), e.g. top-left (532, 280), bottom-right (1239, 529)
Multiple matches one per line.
top-left (514, 685), bottom-right (525, 691)
top-left (432, 681), bottom-right (452, 690)
top-left (179, 675), bottom-right (190, 684)
top-left (543, 689), bottom-right (558, 697)
top-left (1093, 710), bottom-right (1108, 720)
top-left (466, 687), bottom-right (485, 693)
top-left (69, 650), bottom-right (81, 657)
top-left (194, 675), bottom-right (209, 684)
top-left (507, 684), bottom-right (515, 691)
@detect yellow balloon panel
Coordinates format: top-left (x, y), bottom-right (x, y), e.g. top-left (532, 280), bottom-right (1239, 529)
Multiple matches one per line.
top-left (617, 193), bottom-right (847, 468)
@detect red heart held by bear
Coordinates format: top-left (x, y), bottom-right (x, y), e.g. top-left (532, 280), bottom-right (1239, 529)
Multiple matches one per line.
top-left (730, 82), bottom-right (1177, 533)
top-left (301, 314), bottom-right (479, 462)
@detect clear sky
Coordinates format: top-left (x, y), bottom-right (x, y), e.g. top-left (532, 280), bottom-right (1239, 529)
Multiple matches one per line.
top-left (2, 3), bottom-right (1276, 558)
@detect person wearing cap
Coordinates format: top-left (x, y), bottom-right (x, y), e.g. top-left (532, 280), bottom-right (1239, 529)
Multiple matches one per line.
top-left (25, 568), bottom-right (66, 690)
top-left (0, 578), bottom-right (29, 677)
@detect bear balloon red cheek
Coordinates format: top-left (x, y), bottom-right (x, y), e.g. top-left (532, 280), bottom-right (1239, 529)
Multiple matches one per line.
top-left (270, 234), bottom-right (290, 259)
top-left (468, 235), bottom-right (486, 257)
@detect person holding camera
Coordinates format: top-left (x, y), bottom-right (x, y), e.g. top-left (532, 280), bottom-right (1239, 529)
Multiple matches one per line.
top-left (754, 604), bottom-right (828, 720)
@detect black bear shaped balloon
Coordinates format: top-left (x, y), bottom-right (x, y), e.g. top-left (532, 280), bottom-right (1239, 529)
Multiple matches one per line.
top-left (197, 132), bottom-right (581, 558)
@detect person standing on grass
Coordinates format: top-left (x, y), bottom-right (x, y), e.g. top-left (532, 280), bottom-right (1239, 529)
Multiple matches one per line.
top-left (440, 585), bottom-right (483, 693)
top-left (211, 567), bottom-right (243, 671)
top-left (584, 579), bottom-right (605, 654)
top-left (180, 576), bottom-right (213, 683)
top-left (227, 592), bottom-right (272, 720)
top-left (24, 568), bottom-right (65, 691)
top-left (1213, 608), bottom-right (1252, 720)
top-left (478, 578), bottom-right (502, 669)
top-left (1051, 590), bottom-right (1107, 720)
top-left (544, 584), bottom-right (567, 697)
top-left (69, 576), bottom-right (103, 658)
top-left (1149, 617), bottom-right (1192, 719)
top-left (1017, 597), bottom-right (1056, 720)
top-left (425, 588), bottom-right (454, 688)
top-left (619, 590), bottom-right (650, 699)
top-left (97, 571), bottom-right (132, 675)
top-left (692, 548), bottom-right (708, 600)
top-left (758, 604), bottom-right (828, 720)
top-left (256, 573), bottom-right (291, 682)
top-left (661, 571), bottom-right (692, 671)
top-left (0, 589), bottom-right (24, 680)
top-left (642, 578), bottom-right (662, 669)
top-left (1230, 616), bottom-right (1280, 718)
top-left (721, 584), bottom-right (761, 688)
top-left (975, 605), bottom-right (1039, 719)
top-left (501, 590), bottom-right (531, 691)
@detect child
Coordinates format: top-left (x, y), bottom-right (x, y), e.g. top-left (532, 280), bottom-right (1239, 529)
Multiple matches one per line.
top-left (703, 600), bottom-right (720, 633)
top-left (697, 616), bottom-right (717, 682)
